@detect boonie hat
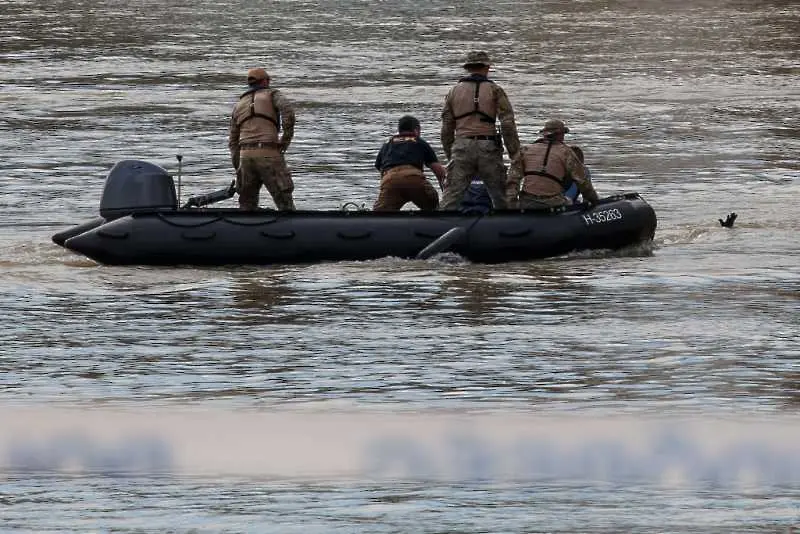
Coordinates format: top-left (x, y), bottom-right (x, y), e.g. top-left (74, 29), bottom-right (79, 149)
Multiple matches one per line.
top-left (539, 119), bottom-right (570, 135)
top-left (246, 68), bottom-right (269, 82)
top-left (463, 51), bottom-right (492, 68)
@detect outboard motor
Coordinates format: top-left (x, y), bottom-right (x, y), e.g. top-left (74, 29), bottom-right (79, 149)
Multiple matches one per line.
top-left (99, 160), bottom-right (177, 219)
top-left (53, 160), bottom-right (178, 247)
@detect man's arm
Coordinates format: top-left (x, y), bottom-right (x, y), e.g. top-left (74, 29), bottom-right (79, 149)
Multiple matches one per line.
top-left (272, 90), bottom-right (295, 153)
top-left (375, 143), bottom-right (387, 172)
top-left (428, 161), bottom-right (447, 190)
top-left (228, 110), bottom-right (240, 171)
top-left (505, 151), bottom-right (524, 207)
top-left (494, 85), bottom-right (520, 159)
top-left (440, 92), bottom-right (455, 161)
top-left (419, 139), bottom-right (446, 189)
top-left (566, 152), bottom-right (599, 205)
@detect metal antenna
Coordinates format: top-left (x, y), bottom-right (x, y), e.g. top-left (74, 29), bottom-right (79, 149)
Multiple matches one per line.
top-left (176, 154), bottom-right (183, 208)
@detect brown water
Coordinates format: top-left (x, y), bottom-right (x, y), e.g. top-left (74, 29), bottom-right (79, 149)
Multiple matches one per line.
top-left (0, 0), bottom-right (798, 531)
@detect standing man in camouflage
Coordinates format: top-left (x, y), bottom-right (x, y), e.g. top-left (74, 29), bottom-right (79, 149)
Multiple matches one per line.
top-left (506, 119), bottom-right (599, 209)
top-left (439, 51), bottom-right (520, 211)
top-left (228, 67), bottom-right (296, 211)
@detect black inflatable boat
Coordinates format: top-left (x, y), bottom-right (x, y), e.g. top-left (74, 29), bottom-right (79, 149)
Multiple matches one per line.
top-left (53, 160), bottom-right (657, 266)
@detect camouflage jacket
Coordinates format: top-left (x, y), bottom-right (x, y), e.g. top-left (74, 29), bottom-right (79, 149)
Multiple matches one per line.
top-left (440, 74), bottom-right (519, 160)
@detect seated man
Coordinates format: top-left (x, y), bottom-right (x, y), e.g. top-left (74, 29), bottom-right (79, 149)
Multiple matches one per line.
top-left (458, 164), bottom-right (510, 214)
top-left (460, 178), bottom-right (493, 214)
top-left (563, 145), bottom-right (593, 204)
top-left (506, 119), bottom-right (599, 209)
top-left (373, 115), bottom-right (447, 211)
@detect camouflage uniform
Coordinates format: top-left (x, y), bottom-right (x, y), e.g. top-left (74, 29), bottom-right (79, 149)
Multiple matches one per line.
top-left (440, 51), bottom-right (520, 211)
top-left (506, 119), bottom-right (599, 209)
top-left (228, 68), bottom-right (296, 211)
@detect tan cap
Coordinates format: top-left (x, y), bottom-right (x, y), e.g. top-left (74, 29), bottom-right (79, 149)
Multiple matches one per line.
top-left (539, 119), bottom-right (570, 135)
top-left (246, 68), bottom-right (269, 82)
top-left (463, 51), bottom-right (491, 68)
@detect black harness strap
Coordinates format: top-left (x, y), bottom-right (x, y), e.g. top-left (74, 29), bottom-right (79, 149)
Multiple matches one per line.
top-left (523, 140), bottom-right (574, 190)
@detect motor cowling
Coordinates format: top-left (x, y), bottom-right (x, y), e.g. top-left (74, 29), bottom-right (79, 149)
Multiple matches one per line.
top-left (99, 160), bottom-right (177, 219)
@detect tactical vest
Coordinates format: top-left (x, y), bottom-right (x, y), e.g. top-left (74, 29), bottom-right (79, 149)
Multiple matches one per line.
top-left (380, 132), bottom-right (425, 173)
top-left (521, 139), bottom-right (574, 196)
top-left (232, 88), bottom-right (281, 145)
top-left (449, 77), bottom-right (497, 137)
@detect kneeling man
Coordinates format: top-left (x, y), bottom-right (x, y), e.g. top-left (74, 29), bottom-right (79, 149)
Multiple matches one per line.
top-left (373, 115), bottom-right (447, 211)
top-left (506, 119), bottom-right (599, 209)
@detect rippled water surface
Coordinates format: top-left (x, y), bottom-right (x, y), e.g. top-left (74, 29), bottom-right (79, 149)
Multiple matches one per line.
top-left (1, 0), bottom-right (798, 531)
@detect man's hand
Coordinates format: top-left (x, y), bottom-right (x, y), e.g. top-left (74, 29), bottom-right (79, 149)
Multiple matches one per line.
top-left (234, 169), bottom-right (243, 195)
top-left (430, 161), bottom-right (448, 191)
top-left (505, 186), bottom-right (518, 208)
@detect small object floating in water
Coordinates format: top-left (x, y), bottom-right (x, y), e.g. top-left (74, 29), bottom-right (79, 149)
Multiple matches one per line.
top-left (718, 212), bottom-right (737, 228)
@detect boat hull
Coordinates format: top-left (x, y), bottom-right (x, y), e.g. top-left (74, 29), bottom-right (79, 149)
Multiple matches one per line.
top-left (58, 193), bottom-right (656, 266)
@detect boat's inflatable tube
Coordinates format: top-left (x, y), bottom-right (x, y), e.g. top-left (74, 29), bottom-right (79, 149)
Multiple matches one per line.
top-left (52, 216), bottom-right (107, 247)
top-left (61, 194), bottom-right (656, 266)
top-left (55, 159), bottom-right (658, 266)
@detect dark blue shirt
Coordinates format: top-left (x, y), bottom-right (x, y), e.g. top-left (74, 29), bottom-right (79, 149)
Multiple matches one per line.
top-left (375, 133), bottom-right (439, 173)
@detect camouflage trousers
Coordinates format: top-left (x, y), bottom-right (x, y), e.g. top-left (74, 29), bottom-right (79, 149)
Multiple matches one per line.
top-left (373, 165), bottom-right (439, 211)
top-left (238, 151), bottom-right (295, 211)
top-left (518, 191), bottom-right (568, 209)
top-left (439, 138), bottom-right (508, 210)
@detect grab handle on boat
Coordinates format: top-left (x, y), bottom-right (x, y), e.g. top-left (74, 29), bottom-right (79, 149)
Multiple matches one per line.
top-left (181, 230), bottom-right (216, 241)
top-left (340, 202), bottom-right (368, 212)
top-left (97, 228), bottom-right (129, 240)
top-left (260, 230), bottom-right (296, 240)
top-left (336, 230), bottom-right (372, 240)
top-left (499, 228), bottom-right (532, 238)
